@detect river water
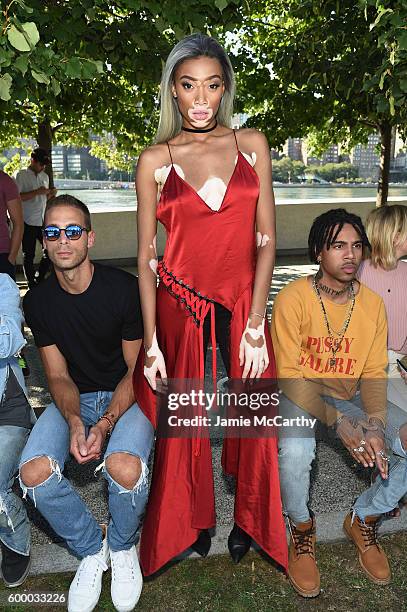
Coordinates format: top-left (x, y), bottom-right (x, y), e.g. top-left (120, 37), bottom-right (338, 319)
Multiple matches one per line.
top-left (60, 185), bottom-right (407, 211)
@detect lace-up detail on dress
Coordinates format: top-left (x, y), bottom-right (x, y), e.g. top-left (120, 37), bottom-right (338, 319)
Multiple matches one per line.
top-left (158, 261), bottom-right (214, 327)
top-left (158, 260), bottom-right (217, 384)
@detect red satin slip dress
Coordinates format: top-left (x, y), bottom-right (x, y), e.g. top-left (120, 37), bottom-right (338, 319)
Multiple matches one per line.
top-left (133, 131), bottom-right (288, 576)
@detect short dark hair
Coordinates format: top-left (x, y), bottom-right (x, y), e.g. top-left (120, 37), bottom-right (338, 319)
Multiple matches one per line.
top-left (31, 147), bottom-right (50, 165)
top-left (44, 194), bottom-right (91, 229)
top-left (308, 208), bottom-right (370, 263)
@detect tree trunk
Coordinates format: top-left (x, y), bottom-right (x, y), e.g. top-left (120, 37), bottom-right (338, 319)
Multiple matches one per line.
top-left (376, 122), bottom-right (392, 207)
top-left (37, 118), bottom-right (54, 188)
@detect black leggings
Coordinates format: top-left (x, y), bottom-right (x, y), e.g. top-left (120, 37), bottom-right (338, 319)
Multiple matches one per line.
top-left (203, 302), bottom-right (232, 374)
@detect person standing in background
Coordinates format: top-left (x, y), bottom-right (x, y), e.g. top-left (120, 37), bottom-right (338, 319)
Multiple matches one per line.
top-left (0, 169), bottom-right (23, 280)
top-left (16, 149), bottom-right (56, 289)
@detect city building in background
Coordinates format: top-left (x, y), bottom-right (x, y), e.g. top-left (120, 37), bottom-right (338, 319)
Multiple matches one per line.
top-left (52, 145), bottom-right (107, 179)
top-left (283, 137), bottom-right (304, 162)
top-left (350, 133), bottom-right (381, 179)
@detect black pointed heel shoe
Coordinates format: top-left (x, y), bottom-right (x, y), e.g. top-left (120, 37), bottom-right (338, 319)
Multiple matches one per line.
top-left (191, 529), bottom-right (211, 557)
top-left (228, 523), bottom-right (251, 563)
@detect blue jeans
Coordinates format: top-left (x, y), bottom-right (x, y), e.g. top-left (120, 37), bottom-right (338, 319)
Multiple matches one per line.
top-left (278, 393), bottom-right (407, 523)
top-left (0, 426), bottom-right (31, 555)
top-left (19, 393), bottom-right (154, 558)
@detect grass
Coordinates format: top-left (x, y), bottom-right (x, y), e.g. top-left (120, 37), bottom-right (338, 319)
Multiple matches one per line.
top-left (1, 533), bottom-right (407, 611)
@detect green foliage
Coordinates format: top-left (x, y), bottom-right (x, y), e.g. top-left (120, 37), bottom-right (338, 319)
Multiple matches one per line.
top-left (362, 0), bottom-right (407, 120)
top-left (0, 0), bottom-right (242, 159)
top-left (314, 163), bottom-right (358, 183)
top-left (238, 1), bottom-right (407, 144)
top-left (3, 152), bottom-right (28, 176)
top-left (90, 136), bottom-right (136, 173)
top-left (272, 158), bottom-right (358, 183)
top-left (272, 158), bottom-right (305, 182)
top-left (0, 0), bottom-right (104, 103)
top-left (236, 0), bottom-right (407, 203)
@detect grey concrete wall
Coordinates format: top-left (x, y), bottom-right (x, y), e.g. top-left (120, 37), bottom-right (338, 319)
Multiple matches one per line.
top-left (16, 198), bottom-right (407, 264)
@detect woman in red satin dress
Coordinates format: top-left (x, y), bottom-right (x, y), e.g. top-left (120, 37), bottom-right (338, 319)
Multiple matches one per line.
top-left (134, 33), bottom-right (288, 577)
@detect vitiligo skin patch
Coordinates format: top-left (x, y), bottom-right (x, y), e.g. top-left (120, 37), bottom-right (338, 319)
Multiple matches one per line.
top-left (148, 235), bottom-right (158, 276)
top-left (144, 328), bottom-right (166, 391)
top-left (256, 232), bottom-right (271, 248)
top-left (239, 317), bottom-right (269, 377)
top-left (154, 152), bottom-right (257, 212)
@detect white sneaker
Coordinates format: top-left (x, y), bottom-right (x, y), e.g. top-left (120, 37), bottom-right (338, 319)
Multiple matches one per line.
top-left (68, 537), bottom-right (109, 612)
top-left (110, 546), bottom-right (143, 612)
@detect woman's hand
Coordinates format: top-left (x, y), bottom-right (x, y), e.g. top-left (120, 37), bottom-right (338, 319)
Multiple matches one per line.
top-left (239, 314), bottom-right (269, 380)
top-left (143, 329), bottom-right (167, 391)
top-left (336, 416), bottom-right (388, 478)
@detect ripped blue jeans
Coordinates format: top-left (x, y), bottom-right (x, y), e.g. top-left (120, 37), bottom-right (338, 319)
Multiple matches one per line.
top-left (18, 393), bottom-right (154, 559)
top-left (0, 426), bottom-right (30, 555)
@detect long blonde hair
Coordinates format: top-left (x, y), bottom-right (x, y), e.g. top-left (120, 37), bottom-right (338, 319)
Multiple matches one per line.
top-left (365, 204), bottom-right (407, 269)
top-left (155, 33), bottom-right (235, 144)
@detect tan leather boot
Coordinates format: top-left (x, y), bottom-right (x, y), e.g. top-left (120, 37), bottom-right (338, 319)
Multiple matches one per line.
top-left (287, 515), bottom-right (320, 598)
top-left (343, 512), bottom-right (391, 585)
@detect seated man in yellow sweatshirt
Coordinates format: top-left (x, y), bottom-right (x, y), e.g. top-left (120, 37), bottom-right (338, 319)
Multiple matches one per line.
top-left (272, 208), bottom-right (407, 598)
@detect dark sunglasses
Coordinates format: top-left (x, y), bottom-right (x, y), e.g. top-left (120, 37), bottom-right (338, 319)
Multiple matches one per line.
top-left (42, 225), bottom-right (89, 241)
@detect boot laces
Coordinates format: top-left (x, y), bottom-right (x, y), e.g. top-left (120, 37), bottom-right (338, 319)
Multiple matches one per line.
top-left (289, 522), bottom-right (315, 557)
top-left (359, 519), bottom-right (379, 549)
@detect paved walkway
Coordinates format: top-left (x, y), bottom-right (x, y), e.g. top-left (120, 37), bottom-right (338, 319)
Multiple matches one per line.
top-left (11, 258), bottom-right (407, 575)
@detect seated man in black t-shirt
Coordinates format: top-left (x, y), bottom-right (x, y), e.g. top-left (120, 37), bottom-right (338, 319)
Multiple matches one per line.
top-left (20, 195), bottom-right (154, 612)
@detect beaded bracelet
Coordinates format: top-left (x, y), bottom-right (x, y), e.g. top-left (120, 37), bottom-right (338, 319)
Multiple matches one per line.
top-left (98, 411), bottom-right (116, 436)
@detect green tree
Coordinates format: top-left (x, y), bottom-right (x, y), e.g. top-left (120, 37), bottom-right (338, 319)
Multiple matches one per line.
top-left (1, 0), bottom-right (242, 185)
top-left (3, 152), bottom-right (27, 176)
top-left (272, 157), bottom-right (305, 182)
top-left (315, 163), bottom-right (358, 183)
top-left (237, 0), bottom-right (407, 206)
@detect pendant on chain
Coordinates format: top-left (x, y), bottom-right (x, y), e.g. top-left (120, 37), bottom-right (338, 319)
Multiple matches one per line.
top-left (329, 357), bottom-right (336, 367)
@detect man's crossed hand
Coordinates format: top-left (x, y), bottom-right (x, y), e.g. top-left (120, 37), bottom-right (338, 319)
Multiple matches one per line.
top-left (69, 420), bottom-right (109, 464)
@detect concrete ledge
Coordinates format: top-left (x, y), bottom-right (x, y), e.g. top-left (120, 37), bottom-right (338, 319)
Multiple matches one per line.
top-left (15, 199), bottom-right (407, 265)
top-left (26, 508), bottom-right (407, 576)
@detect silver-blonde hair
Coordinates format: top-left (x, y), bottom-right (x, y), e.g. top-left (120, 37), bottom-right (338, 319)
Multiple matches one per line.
top-left (155, 33), bottom-right (235, 144)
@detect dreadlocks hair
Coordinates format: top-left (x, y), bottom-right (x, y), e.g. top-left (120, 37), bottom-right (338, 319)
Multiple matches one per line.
top-left (308, 208), bottom-right (371, 264)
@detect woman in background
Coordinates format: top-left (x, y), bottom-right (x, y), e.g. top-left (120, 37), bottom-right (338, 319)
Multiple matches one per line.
top-left (359, 204), bottom-right (407, 410)
top-left (359, 204), bottom-right (407, 516)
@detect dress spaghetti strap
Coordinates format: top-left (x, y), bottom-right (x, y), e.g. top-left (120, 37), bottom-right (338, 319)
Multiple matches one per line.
top-left (166, 142), bottom-right (174, 166)
top-left (233, 129), bottom-right (239, 152)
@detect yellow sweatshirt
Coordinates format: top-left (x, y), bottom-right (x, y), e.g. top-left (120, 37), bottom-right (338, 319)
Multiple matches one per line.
top-left (271, 277), bottom-right (388, 426)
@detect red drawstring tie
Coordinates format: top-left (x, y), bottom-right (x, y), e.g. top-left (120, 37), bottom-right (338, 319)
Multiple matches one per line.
top-left (157, 262), bottom-right (218, 457)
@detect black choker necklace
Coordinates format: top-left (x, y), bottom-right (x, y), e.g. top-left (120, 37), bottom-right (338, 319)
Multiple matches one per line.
top-left (182, 121), bottom-right (217, 134)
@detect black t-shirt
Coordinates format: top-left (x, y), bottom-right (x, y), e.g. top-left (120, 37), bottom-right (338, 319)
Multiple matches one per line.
top-left (23, 264), bottom-right (143, 393)
top-left (0, 369), bottom-right (31, 428)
